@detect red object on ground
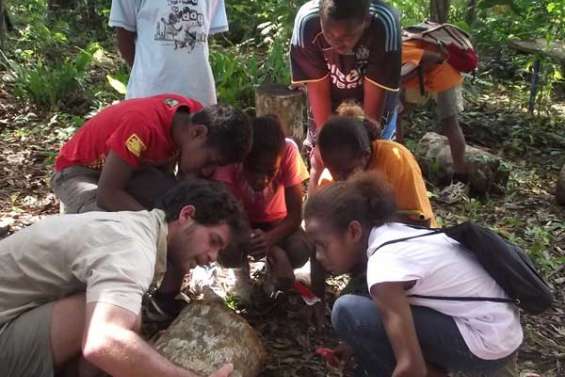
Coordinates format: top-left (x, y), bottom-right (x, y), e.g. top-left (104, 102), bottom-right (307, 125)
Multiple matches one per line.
top-left (315, 347), bottom-right (339, 367)
top-left (293, 281), bottom-right (321, 306)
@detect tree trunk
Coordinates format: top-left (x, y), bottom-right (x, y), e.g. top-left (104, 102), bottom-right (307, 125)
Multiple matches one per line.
top-left (153, 298), bottom-right (267, 377)
top-left (0, 0), bottom-right (5, 48)
top-left (430, 0), bottom-right (450, 23)
top-left (48, 0), bottom-right (74, 11)
top-left (255, 84), bottom-right (307, 145)
top-left (466, 0), bottom-right (477, 25)
top-left (85, 0), bottom-right (99, 26)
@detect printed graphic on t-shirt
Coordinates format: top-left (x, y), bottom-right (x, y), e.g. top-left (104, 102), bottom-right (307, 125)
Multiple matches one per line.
top-left (125, 134), bottom-right (147, 158)
top-left (326, 46), bottom-right (370, 90)
top-left (154, 0), bottom-right (207, 52)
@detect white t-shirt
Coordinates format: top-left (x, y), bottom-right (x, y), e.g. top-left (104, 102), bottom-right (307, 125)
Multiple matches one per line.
top-left (109, 0), bottom-right (228, 105)
top-left (366, 223), bottom-right (523, 360)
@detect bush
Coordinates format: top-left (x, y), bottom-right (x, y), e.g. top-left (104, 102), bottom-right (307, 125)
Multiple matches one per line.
top-left (2, 43), bottom-right (101, 110)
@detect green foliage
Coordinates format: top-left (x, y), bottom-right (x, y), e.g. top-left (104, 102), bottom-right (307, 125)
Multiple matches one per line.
top-left (211, 0), bottom-right (308, 106)
top-left (3, 43), bottom-right (102, 110)
top-left (210, 42), bottom-right (260, 108)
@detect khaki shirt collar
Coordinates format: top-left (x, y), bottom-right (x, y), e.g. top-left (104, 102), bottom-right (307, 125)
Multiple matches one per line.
top-left (151, 209), bottom-right (169, 288)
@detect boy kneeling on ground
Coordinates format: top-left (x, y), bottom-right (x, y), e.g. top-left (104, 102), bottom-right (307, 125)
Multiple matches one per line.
top-left (52, 94), bottom-right (252, 213)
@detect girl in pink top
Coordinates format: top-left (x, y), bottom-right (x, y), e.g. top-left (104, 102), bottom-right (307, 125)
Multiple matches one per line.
top-left (214, 116), bottom-right (313, 290)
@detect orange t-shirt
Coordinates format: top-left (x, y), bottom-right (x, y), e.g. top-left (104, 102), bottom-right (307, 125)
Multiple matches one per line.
top-left (319, 140), bottom-right (437, 227)
top-left (402, 40), bottom-right (462, 93)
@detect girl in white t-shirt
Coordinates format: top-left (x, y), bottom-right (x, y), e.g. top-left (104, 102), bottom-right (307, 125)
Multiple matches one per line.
top-left (304, 171), bottom-right (522, 377)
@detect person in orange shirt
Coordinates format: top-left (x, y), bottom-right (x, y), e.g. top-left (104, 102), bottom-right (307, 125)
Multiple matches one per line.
top-left (401, 39), bottom-right (467, 180)
top-left (317, 115), bottom-right (436, 227)
top-left (305, 113), bottom-right (437, 326)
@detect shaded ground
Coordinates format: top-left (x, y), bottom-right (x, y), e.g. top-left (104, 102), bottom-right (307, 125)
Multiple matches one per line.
top-left (0, 74), bottom-right (564, 376)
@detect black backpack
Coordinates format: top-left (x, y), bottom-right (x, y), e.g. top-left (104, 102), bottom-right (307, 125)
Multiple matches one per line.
top-left (371, 222), bottom-right (553, 314)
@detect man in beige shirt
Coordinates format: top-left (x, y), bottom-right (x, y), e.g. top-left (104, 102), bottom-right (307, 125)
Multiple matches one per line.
top-left (0, 178), bottom-right (248, 377)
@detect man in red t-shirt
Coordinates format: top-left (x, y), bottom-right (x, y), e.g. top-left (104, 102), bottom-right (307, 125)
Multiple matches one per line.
top-left (52, 94), bottom-right (252, 213)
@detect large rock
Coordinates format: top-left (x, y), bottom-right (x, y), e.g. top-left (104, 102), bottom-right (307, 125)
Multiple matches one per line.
top-left (416, 132), bottom-right (510, 195)
top-left (557, 164), bottom-right (565, 205)
top-left (153, 298), bottom-right (267, 377)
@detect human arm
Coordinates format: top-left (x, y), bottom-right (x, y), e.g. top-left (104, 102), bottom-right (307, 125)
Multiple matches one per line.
top-left (306, 77), bottom-right (332, 133)
top-left (264, 183), bottom-right (304, 246)
top-left (364, 5), bottom-right (401, 125)
top-left (363, 81), bottom-right (386, 129)
top-left (249, 184), bottom-right (305, 256)
top-left (109, 0), bottom-right (138, 68)
top-left (370, 282), bottom-right (427, 377)
top-left (96, 151), bottom-right (145, 211)
top-left (305, 78), bottom-right (332, 190)
top-left (82, 302), bottom-right (233, 377)
top-left (116, 27), bottom-right (136, 67)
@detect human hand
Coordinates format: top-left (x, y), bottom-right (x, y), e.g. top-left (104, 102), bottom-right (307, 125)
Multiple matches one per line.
top-left (332, 342), bottom-right (353, 366)
top-left (315, 342), bottom-right (353, 369)
top-left (208, 363), bottom-right (234, 377)
top-left (249, 229), bottom-right (269, 259)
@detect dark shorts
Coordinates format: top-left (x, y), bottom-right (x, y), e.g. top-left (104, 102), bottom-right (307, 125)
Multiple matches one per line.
top-left (0, 303), bottom-right (54, 377)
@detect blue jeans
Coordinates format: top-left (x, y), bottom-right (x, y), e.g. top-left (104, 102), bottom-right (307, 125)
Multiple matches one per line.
top-left (332, 294), bottom-right (514, 377)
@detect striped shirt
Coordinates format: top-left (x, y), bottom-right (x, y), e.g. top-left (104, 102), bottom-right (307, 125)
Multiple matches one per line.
top-left (290, 0), bottom-right (401, 108)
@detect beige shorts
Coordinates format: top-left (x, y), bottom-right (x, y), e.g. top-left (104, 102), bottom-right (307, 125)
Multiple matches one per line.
top-left (51, 165), bottom-right (101, 214)
top-left (0, 303), bottom-right (54, 377)
top-left (404, 85), bottom-right (464, 120)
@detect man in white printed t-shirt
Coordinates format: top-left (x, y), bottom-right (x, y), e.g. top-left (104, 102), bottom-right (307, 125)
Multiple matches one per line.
top-left (109, 0), bottom-right (228, 105)
top-left (0, 179), bottom-right (247, 377)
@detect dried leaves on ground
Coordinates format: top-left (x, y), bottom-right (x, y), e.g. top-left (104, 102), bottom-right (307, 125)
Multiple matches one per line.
top-left (0, 79), bottom-right (563, 376)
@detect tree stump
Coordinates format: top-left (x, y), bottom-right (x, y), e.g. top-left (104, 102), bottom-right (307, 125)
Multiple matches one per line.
top-left (556, 164), bottom-right (565, 205)
top-left (153, 298), bottom-right (267, 377)
top-left (255, 84), bottom-right (306, 144)
top-left (430, 0), bottom-right (450, 23)
top-left (416, 132), bottom-right (510, 195)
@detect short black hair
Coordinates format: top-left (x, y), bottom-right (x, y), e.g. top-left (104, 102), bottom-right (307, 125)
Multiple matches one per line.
top-left (320, 0), bottom-right (370, 22)
top-left (247, 115), bottom-right (286, 163)
top-left (190, 104), bottom-right (252, 164)
top-left (156, 178), bottom-right (250, 247)
top-left (318, 116), bottom-right (372, 158)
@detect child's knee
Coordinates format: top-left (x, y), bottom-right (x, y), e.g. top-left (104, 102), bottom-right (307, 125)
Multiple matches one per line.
top-left (331, 294), bottom-right (387, 340)
top-left (281, 231), bottom-right (314, 268)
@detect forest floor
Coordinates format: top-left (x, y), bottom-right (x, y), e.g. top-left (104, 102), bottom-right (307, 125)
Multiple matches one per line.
top-left (0, 69), bottom-right (564, 376)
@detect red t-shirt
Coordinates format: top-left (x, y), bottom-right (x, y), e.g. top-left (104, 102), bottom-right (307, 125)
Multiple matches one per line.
top-left (55, 94), bottom-right (203, 171)
top-left (213, 140), bottom-right (309, 224)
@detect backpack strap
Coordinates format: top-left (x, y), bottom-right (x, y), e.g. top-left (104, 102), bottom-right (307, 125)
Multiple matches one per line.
top-left (408, 294), bottom-right (516, 304)
top-left (369, 228), bottom-right (443, 256)
top-left (369, 227), bottom-right (518, 305)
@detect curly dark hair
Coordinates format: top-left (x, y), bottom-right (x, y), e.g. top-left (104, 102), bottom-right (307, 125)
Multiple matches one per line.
top-left (190, 104), bottom-right (253, 164)
top-left (320, 0), bottom-right (370, 22)
top-left (156, 178), bottom-right (250, 250)
top-left (304, 171), bottom-right (396, 231)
